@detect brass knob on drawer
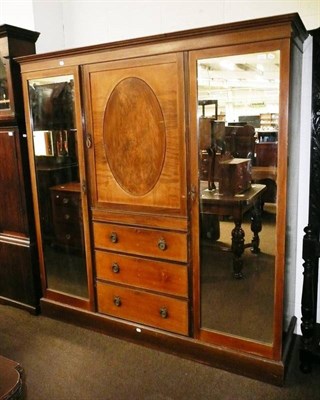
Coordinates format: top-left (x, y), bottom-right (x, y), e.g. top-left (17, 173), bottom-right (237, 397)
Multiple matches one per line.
top-left (110, 232), bottom-right (118, 243)
top-left (62, 197), bottom-right (69, 204)
top-left (64, 213), bottom-right (70, 220)
top-left (158, 238), bottom-right (167, 251)
top-left (113, 296), bottom-right (121, 307)
top-left (159, 307), bottom-right (168, 319)
top-left (112, 263), bottom-right (120, 273)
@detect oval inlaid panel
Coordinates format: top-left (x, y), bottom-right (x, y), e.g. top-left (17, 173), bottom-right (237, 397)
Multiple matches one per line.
top-left (103, 77), bottom-right (166, 196)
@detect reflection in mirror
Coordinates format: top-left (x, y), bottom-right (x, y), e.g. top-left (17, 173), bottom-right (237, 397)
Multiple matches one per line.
top-left (33, 131), bottom-right (54, 156)
top-left (28, 75), bottom-right (88, 299)
top-left (197, 51), bottom-right (279, 343)
top-left (0, 57), bottom-right (10, 110)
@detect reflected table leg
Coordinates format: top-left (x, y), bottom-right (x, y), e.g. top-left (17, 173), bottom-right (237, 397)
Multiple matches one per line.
top-left (231, 199), bottom-right (263, 279)
top-left (201, 183), bottom-right (266, 279)
top-left (250, 199), bottom-right (263, 254)
top-left (231, 220), bottom-right (245, 279)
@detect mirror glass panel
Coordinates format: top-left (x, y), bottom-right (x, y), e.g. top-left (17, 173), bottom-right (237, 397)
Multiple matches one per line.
top-left (197, 51), bottom-right (279, 343)
top-left (28, 75), bottom-right (89, 298)
top-left (0, 56), bottom-right (10, 110)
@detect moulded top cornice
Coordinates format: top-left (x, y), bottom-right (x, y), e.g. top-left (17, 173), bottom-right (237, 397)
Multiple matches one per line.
top-left (16, 13), bottom-right (308, 65)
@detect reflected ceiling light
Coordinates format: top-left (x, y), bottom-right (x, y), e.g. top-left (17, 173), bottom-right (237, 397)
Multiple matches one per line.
top-left (220, 60), bottom-right (235, 70)
top-left (256, 63), bottom-right (264, 72)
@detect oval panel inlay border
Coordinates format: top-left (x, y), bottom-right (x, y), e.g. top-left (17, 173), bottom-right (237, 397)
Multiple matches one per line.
top-left (103, 77), bottom-right (166, 196)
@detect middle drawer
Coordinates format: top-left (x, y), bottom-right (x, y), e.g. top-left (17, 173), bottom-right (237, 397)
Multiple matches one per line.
top-left (93, 222), bottom-right (187, 262)
top-left (95, 250), bottom-right (188, 297)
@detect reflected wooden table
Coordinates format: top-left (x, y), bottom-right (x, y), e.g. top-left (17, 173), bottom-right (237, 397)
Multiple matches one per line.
top-left (200, 183), bottom-right (267, 279)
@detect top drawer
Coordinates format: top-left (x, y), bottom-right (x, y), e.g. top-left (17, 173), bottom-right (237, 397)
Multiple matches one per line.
top-left (93, 222), bottom-right (187, 263)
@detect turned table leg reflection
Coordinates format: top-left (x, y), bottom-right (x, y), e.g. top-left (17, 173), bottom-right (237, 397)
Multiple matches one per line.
top-left (200, 183), bottom-right (266, 279)
top-left (250, 200), bottom-right (263, 254)
top-left (231, 201), bottom-right (263, 279)
top-left (231, 220), bottom-right (245, 279)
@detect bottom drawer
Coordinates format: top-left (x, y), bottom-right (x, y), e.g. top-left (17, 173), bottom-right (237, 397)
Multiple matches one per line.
top-left (96, 282), bottom-right (189, 336)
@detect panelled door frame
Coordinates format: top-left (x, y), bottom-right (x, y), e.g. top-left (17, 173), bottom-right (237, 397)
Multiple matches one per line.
top-left (21, 66), bottom-right (95, 311)
top-left (188, 38), bottom-right (291, 360)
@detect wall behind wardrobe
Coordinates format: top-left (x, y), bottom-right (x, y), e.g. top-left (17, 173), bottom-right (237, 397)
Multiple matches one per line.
top-left (0, 0), bottom-right (319, 332)
top-left (0, 1), bottom-right (319, 52)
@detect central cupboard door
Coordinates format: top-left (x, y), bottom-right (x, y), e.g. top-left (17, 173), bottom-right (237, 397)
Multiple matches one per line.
top-left (83, 53), bottom-right (187, 217)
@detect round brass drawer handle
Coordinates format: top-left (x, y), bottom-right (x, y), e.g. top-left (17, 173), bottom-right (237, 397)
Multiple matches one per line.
top-left (62, 197), bottom-right (69, 204)
top-left (113, 296), bottom-right (121, 307)
top-left (110, 232), bottom-right (118, 243)
top-left (158, 238), bottom-right (167, 251)
top-left (64, 214), bottom-right (70, 220)
top-left (112, 263), bottom-right (120, 273)
top-left (159, 307), bottom-right (168, 319)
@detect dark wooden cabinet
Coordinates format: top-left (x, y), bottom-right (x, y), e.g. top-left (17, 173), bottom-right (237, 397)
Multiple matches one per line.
top-left (19, 14), bottom-right (308, 384)
top-left (0, 25), bottom-right (40, 313)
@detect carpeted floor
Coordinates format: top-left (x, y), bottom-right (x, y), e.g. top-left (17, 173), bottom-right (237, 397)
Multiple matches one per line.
top-left (0, 304), bottom-right (320, 400)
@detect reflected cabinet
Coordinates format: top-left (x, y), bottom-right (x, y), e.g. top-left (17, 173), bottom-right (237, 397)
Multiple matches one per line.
top-left (19, 14), bottom-right (308, 384)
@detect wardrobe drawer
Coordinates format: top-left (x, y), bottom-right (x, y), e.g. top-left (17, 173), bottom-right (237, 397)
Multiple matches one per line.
top-left (96, 282), bottom-right (189, 335)
top-left (93, 222), bottom-right (187, 262)
top-left (51, 190), bottom-right (80, 208)
top-left (95, 250), bottom-right (188, 297)
top-left (54, 224), bottom-right (82, 248)
top-left (53, 205), bottom-right (81, 224)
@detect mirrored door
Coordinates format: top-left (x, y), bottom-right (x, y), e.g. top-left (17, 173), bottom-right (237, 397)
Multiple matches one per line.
top-left (0, 39), bottom-right (14, 118)
top-left (25, 71), bottom-right (92, 308)
top-left (190, 43), bottom-right (288, 357)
